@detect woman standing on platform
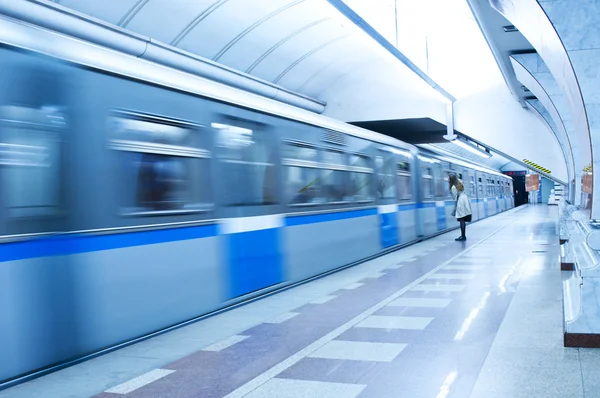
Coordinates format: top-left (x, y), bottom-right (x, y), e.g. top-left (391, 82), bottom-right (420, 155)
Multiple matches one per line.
top-left (449, 174), bottom-right (472, 241)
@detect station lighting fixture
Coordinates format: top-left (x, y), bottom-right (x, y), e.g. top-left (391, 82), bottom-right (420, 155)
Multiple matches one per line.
top-left (450, 137), bottom-right (491, 159)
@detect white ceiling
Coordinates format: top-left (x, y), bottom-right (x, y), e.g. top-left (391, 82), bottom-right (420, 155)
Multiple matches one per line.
top-left (48, 0), bottom-right (447, 115)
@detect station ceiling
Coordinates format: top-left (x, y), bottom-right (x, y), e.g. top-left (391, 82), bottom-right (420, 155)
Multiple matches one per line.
top-left (49, 0), bottom-right (447, 108)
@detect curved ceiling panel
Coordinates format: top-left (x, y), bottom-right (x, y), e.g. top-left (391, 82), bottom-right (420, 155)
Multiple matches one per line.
top-left (124, 0), bottom-right (219, 44)
top-left (47, 0), bottom-right (447, 116)
top-left (56, 0), bottom-right (138, 25)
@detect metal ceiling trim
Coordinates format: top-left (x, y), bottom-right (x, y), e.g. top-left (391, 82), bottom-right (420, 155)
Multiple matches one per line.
top-left (273, 34), bottom-right (351, 84)
top-left (326, 0), bottom-right (455, 103)
top-left (213, 0), bottom-right (306, 62)
top-left (170, 0), bottom-right (228, 47)
top-left (118, 0), bottom-right (150, 28)
top-left (296, 47), bottom-right (357, 92)
top-left (246, 17), bottom-right (330, 74)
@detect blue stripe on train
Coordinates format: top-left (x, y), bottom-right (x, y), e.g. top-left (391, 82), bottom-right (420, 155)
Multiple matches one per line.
top-left (285, 208), bottom-right (377, 227)
top-left (226, 227), bottom-right (283, 299)
top-left (399, 203), bottom-right (417, 211)
top-left (0, 224), bottom-right (218, 263)
top-left (380, 211), bottom-right (399, 248)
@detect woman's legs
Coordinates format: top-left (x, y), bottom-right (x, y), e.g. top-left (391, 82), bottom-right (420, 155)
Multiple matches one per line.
top-left (460, 219), bottom-right (466, 239)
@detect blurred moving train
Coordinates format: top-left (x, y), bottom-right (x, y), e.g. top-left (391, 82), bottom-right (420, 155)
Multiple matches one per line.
top-left (0, 15), bottom-right (513, 386)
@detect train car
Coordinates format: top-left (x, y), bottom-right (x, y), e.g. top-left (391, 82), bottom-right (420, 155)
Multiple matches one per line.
top-left (0, 16), bottom-right (514, 387)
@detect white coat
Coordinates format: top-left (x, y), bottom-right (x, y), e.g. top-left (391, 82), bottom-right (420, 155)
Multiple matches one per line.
top-left (451, 184), bottom-right (472, 219)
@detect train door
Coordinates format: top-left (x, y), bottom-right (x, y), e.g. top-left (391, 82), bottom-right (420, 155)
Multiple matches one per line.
top-left (418, 156), bottom-right (437, 236)
top-left (376, 149), bottom-right (399, 248)
top-left (213, 117), bottom-right (283, 299)
top-left (467, 170), bottom-right (479, 221)
top-left (443, 167), bottom-right (455, 229)
top-left (397, 153), bottom-right (417, 243)
top-left (434, 162), bottom-right (447, 231)
top-left (476, 171), bottom-right (486, 218)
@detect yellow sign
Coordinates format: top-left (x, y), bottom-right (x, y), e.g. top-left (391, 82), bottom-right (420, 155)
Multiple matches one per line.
top-left (523, 159), bottom-right (551, 174)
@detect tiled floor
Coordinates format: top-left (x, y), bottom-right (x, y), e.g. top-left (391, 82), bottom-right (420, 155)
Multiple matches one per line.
top-left (3, 205), bottom-right (597, 398)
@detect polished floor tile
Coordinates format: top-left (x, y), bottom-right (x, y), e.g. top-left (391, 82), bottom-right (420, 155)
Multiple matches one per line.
top-left (202, 335), bottom-right (249, 352)
top-left (387, 297), bottom-right (452, 308)
top-left (264, 312), bottom-right (299, 324)
top-left (356, 315), bottom-right (434, 330)
top-left (428, 273), bottom-right (475, 280)
top-left (311, 295), bottom-right (336, 304)
top-left (243, 378), bottom-right (366, 398)
top-left (308, 340), bottom-right (407, 362)
top-left (411, 284), bottom-right (466, 292)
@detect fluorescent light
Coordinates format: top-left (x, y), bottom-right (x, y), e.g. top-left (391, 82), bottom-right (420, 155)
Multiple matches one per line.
top-left (451, 138), bottom-right (491, 159)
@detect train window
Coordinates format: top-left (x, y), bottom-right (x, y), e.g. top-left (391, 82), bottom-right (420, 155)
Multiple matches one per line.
top-left (321, 149), bottom-right (349, 203)
top-left (375, 154), bottom-right (396, 199)
top-left (348, 153), bottom-right (373, 202)
top-left (398, 174), bottom-right (412, 200)
top-left (0, 106), bottom-right (64, 218)
top-left (110, 112), bottom-right (211, 214)
top-left (443, 172), bottom-right (451, 198)
top-left (421, 166), bottom-right (433, 199)
top-left (282, 142), bottom-right (322, 205)
top-left (214, 122), bottom-right (277, 206)
top-left (470, 176), bottom-right (476, 196)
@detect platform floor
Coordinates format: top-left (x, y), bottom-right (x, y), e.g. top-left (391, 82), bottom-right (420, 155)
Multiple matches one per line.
top-left (3, 205), bottom-right (599, 398)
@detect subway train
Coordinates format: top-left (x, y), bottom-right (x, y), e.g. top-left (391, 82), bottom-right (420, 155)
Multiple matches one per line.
top-left (0, 17), bottom-right (513, 386)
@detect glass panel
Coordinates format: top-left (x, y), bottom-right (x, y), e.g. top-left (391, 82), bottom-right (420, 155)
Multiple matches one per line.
top-left (282, 142), bottom-right (317, 162)
top-left (398, 174), bottom-right (412, 200)
top-left (422, 177), bottom-right (433, 199)
top-left (376, 155), bottom-right (396, 199)
top-left (113, 114), bottom-right (209, 213)
top-left (350, 171), bottom-right (373, 201)
top-left (322, 149), bottom-right (345, 167)
top-left (284, 142), bottom-right (322, 205)
top-left (349, 153), bottom-right (370, 169)
top-left (214, 122), bottom-right (277, 206)
top-left (0, 106), bottom-right (63, 218)
top-left (322, 168), bottom-right (348, 202)
top-left (286, 165), bottom-right (322, 205)
top-left (398, 161), bottom-right (410, 173)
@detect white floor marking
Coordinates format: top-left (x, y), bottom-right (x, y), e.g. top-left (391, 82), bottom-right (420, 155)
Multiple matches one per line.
top-left (364, 272), bottom-right (386, 279)
top-left (310, 295), bottom-right (336, 304)
top-left (388, 297), bottom-right (452, 308)
top-left (243, 378), bottom-right (366, 398)
top-left (105, 369), bottom-right (175, 394)
top-left (402, 257), bottom-right (417, 262)
top-left (444, 265), bottom-right (483, 270)
top-left (308, 340), bottom-right (407, 362)
top-left (202, 335), bottom-right (249, 352)
top-left (428, 273), bottom-right (475, 280)
top-left (386, 263), bottom-right (405, 270)
top-left (343, 283), bottom-right (363, 290)
top-left (412, 283), bottom-right (465, 292)
top-left (223, 220), bottom-right (516, 398)
top-left (265, 312), bottom-right (299, 324)
top-left (356, 315), bottom-right (434, 330)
